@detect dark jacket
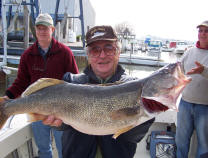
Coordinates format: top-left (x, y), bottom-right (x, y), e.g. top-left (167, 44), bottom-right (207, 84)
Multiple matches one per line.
top-left (6, 37), bottom-right (79, 99)
top-left (62, 65), bottom-right (155, 158)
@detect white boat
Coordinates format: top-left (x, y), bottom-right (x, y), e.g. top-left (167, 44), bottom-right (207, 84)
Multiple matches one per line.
top-left (174, 41), bottom-right (189, 54)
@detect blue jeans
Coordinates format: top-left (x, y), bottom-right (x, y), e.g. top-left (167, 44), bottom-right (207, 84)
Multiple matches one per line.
top-left (176, 99), bottom-right (208, 158)
top-left (32, 121), bottom-right (63, 158)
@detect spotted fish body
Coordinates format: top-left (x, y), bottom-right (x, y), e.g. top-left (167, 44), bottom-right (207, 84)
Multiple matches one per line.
top-left (0, 62), bottom-right (191, 137)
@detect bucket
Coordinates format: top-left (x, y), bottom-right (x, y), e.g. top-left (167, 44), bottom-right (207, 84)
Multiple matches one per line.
top-left (149, 131), bottom-right (176, 158)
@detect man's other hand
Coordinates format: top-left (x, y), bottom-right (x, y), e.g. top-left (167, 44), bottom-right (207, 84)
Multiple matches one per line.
top-left (42, 115), bottom-right (63, 127)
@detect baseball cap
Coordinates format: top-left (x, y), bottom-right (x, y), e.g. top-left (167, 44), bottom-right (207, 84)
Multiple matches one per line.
top-left (197, 20), bottom-right (208, 28)
top-left (35, 13), bottom-right (54, 27)
top-left (86, 25), bottom-right (118, 46)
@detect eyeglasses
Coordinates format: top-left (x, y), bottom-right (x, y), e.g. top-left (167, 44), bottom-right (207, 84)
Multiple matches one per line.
top-left (88, 44), bottom-right (117, 57)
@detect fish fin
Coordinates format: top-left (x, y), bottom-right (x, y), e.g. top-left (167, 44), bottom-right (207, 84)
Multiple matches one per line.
top-left (0, 97), bottom-right (5, 105)
top-left (113, 125), bottom-right (134, 139)
top-left (110, 106), bottom-right (140, 120)
top-left (22, 78), bottom-right (65, 97)
top-left (0, 98), bottom-right (9, 129)
top-left (0, 115), bottom-right (9, 130)
top-left (27, 113), bottom-right (48, 122)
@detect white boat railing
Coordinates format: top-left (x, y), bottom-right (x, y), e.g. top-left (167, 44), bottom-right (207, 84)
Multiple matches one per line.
top-left (0, 113), bottom-right (61, 158)
top-left (0, 123), bottom-right (34, 158)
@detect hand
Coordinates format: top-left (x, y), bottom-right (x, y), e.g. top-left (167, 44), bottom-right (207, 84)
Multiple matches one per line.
top-left (187, 61), bottom-right (204, 75)
top-left (0, 96), bottom-right (9, 103)
top-left (42, 115), bottom-right (63, 127)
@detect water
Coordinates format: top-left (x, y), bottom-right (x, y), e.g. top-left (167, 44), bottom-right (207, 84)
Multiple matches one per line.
top-left (121, 51), bottom-right (182, 78)
top-left (124, 50), bottom-right (181, 64)
top-left (122, 64), bottom-right (158, 78)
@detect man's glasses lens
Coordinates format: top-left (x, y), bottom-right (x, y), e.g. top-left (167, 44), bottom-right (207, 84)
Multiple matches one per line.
top-left (90, 45), bottom-right (116, 57)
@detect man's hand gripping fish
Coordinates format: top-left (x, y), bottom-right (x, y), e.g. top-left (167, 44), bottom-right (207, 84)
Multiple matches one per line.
top-left (0, 62), bottom-right (191, 138)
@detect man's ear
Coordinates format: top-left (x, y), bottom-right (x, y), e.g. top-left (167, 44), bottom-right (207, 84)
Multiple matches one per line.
top-left (52, 26), bottom-right (55, 33)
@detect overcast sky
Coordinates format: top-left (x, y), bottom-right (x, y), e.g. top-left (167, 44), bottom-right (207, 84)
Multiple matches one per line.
top-left (90, 0), bottom-right (208, 41)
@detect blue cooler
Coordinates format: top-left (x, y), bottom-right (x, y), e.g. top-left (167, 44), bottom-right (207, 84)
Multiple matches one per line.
top-left (150, 131), bottom-right (176, 158)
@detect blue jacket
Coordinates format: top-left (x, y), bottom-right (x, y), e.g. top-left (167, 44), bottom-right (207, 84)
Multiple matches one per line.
top-left (61, 65), bottom-right (155, 158)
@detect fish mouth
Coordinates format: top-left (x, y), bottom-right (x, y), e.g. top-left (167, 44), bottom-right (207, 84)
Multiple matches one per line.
top-left (141, 98), bottom-right (169, 113)
top-left (141, 62), bottom-right (192, 113)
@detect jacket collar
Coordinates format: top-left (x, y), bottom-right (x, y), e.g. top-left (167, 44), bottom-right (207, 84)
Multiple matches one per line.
top-left (83, 65), bottom-right (125, 84)
top-left (29, 37), bottom-right (60, 55)
top-left (196, 41), bottom-right (208, 50)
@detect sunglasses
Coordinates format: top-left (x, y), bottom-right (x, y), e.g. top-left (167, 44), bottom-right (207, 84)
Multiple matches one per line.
top-left (88, 44), bottom-right (117, 57)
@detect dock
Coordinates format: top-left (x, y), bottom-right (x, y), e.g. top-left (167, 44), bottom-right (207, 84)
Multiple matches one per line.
top-left (1, 43), bottom-right (171, 66)
top-left (0, 52), bottom-right (170, 66)
top-left (119, 53), bottom-right (169, 66)
top-left (0, 55), bottom-right (20, 65)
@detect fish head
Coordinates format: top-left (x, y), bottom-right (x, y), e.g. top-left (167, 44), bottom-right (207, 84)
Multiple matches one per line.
top-left (141, 62), bottom-right (191, 111)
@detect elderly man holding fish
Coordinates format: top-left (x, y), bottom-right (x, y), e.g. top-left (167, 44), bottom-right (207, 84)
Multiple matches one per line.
top-left (42, 25), bottom-right (184, 158)
top-left (0, 13), bottom-right (79, 158)
top-left (58, 25), bottom-right (156, 158)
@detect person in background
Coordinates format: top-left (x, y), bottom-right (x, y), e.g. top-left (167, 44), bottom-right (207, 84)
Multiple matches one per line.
top-left (1, 13), bottom-right (79, 158)
top-left (176, 20), bottom-right (208, 158)
top-left (43, 25), bottom-right (169, 158)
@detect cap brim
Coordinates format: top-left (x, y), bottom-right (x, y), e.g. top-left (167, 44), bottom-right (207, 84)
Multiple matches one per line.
top-left (86, 38), bottom-right (117, 46)
top-left (197, 24), bottom-right (208, 28)
top-left (35, 22), bottom-right (53, 27)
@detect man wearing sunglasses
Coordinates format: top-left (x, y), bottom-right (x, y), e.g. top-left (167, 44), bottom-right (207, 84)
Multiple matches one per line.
top-left (43, 25), bottom-right (155, 158)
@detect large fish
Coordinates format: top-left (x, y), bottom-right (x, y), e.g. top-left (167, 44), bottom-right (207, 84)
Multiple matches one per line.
top-left (0, 62), bottom-right (191, 138)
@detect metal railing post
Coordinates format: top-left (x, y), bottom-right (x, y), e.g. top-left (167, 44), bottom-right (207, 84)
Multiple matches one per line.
top-left (1, 0), bottom-right (8, 66)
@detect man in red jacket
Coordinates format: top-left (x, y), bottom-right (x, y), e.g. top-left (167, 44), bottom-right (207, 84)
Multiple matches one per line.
top-left (2, 13), bottom-right (79, 158)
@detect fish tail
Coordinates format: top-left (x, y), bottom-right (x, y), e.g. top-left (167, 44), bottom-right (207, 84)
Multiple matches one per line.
top-left (0, 97), bottom-right (9, 129)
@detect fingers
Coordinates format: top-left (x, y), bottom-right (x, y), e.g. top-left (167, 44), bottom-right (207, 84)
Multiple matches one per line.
top-left (3, 96), bottom-right (9, 100)
top-left (52, 119), bottom-right (63, 127)
top-left (186, 61), bottom-right (204, 75)
top-left (0, 96), bottom-right (9, 104)
top-left (195, 61), bottom-right (202, 67)
top-left (42, 115), bottom-right (63, 127)
top-left (186, 69), bottom-right (196, 75)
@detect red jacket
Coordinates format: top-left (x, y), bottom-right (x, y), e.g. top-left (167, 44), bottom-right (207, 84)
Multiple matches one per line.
top-left (6, 37), bottom-right (79, 98)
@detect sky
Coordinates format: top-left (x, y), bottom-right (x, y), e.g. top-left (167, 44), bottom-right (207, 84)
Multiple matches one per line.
top-left (89, 0), bottom-right (208, 42)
